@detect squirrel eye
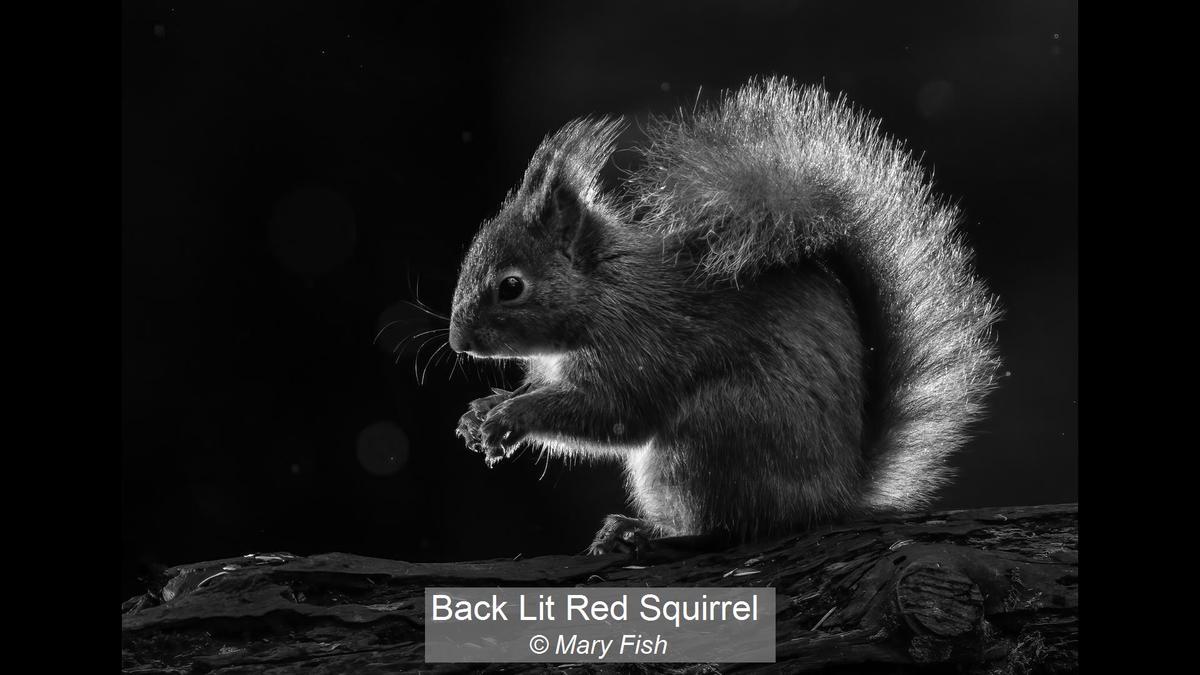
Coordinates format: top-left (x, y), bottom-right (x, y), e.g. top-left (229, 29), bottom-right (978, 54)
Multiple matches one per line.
top-left (497, 276), bottom-right (525, 302)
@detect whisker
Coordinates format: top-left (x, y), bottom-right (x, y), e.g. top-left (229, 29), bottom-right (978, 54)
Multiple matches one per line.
top-left (402, 299), bottom-right (450, 323)
top-left (393, 327), bottom-right (446, 365)
top-left (401, 265), bottom-right (450, 319)
top-left (439, 345), bottom-right (458, 372)
top-left (420, 341), bottom-right (449, 385)
top-left (372, 320), bottom-right (405, 345)
top-left (393, 328), bottom-right (448, 356)
top-left (410, 293), bottom-right (444, 315)
top-left (412, 333), bottom-right (446, 382)
top-left (405, 267), bottom-right (418, 302)
top-left (413, 274), bottom-right (430, 318)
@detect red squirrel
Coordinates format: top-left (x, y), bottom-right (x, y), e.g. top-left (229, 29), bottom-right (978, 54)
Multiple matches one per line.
top-left (449, 78), bottom-right (1001, 554)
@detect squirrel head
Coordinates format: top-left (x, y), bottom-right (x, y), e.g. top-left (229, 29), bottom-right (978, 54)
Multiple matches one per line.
top-left (449, 118), bottom-right (625, 359)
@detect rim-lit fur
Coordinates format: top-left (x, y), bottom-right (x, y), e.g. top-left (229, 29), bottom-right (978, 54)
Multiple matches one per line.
top-left (451, 78), bottom-right (1001, 539)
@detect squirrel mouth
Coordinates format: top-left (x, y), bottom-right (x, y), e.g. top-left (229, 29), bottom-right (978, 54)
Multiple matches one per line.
top-left (449, 325), bottom-right (521, 359)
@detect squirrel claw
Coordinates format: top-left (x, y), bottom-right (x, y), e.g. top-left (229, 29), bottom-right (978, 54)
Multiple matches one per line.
top-left (458, 387), bottom-right (524, 458)
top-left (455, 410), bottom-right (484, 453)
top-left (479, 420), bottom-right (523, 458)
top-left (478, 397), bottom-right (529, 458)
top-left (587, 514), bottom-right (655, 556)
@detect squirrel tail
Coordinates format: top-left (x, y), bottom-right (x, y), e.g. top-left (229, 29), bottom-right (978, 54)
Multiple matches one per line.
top-left (627, 77), bottom-right (1003, 511)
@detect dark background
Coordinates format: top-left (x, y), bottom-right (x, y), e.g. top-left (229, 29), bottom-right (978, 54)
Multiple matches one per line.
top-left (121, 1), bottom-right (1078, 600)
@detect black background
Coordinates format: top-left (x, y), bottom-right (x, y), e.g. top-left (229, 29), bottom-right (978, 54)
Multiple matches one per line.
top-left (121, 1), bottom-right (1078, 600)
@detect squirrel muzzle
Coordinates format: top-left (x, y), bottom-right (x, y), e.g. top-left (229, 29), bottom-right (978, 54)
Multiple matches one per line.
top-left (449, 319), bottom-right (473, 355)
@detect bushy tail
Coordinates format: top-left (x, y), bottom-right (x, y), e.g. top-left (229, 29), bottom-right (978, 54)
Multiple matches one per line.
top-left (626, 77), bottom-right (1002, 511)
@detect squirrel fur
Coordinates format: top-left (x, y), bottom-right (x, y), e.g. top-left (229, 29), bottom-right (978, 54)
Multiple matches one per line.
top-left (449, 78), bottom-right (1001, 553)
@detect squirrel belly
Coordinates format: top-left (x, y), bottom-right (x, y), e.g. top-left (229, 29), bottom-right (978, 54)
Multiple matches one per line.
top-left (518, 253), bottom-right (869, 539)
top-left (448, 77), bottom-right (1002, 547)
top-left (617, 260), bottom-right (870, 538)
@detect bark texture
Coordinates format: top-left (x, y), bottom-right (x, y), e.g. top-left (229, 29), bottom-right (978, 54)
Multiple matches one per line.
top-left (122, 503), bottom-right (1078, 673)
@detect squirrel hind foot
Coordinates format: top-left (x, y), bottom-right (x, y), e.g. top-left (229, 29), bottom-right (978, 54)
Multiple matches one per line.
top-left (586, 514), bottom-right (655, 556)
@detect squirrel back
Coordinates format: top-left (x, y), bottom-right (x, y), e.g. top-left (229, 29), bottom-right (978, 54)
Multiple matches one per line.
top-left (625, 78), bottom-right (1002, 512)
top-left (449, 77), bottom-right (1001, 545)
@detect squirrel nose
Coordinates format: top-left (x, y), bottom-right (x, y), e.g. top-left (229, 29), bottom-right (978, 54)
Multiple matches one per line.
top-left (449, 323), bottom-right (472, 354)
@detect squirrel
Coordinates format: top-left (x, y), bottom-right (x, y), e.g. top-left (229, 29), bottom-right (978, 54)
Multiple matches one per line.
top-left (448, 78), bottom-right (1001, 555)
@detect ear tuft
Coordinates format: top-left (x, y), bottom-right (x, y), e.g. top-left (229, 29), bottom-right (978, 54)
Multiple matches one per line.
top-left (516, 116), bottom-right (624, 269)
top-left (551, 177), bottom-right (583, 228)
top-left (547, 175), bottom-right (604, 268)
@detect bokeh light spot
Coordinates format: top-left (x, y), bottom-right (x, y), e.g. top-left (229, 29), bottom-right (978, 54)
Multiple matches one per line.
top-left (356, 421), bottom-right (410, 476)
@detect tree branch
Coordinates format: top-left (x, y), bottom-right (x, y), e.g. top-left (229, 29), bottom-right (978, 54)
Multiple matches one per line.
top-left (121, 503), bottom-right (1078, 673)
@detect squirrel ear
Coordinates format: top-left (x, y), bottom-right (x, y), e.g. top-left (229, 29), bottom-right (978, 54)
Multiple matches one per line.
top-left (547, 177), bottom-right (604, 268)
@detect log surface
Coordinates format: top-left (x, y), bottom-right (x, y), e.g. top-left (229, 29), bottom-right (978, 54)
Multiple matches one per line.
top-left (121, 503), bottom-right (1078, 673)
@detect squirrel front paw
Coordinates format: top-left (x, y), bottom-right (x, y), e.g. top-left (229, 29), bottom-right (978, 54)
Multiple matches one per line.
top-left (478, 395), bottom-right (534, 466)
top-left (456, 384), bottom-right (532, 467)
top-left (587, 514), bottom-right (655, 555)
top-left (455, 387), bottom-right (513, 456)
